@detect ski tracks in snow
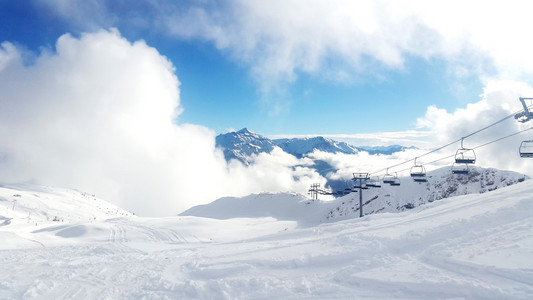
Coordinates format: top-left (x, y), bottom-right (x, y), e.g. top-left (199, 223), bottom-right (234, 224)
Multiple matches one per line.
top-left (107, 225), bottom-right (127, 243)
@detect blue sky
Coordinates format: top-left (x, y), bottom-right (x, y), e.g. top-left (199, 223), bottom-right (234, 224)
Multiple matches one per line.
top-left (1, 0), bottom-right (533, 215)
top-left (0, 0), bottom-right (530, 136)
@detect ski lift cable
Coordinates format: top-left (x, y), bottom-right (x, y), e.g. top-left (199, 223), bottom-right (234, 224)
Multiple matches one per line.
top-left (368, 105), bottom-right (531, 176)
top-left (470, 126), bottom-right (533, 150)
top-left (390, 126), bottom-right (533, 175)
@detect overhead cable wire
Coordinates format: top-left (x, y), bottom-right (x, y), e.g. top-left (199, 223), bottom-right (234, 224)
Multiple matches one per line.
top-left (368, 104), bottom-right (533, 176)
top-left (389, 126), bottom-right (533, 175)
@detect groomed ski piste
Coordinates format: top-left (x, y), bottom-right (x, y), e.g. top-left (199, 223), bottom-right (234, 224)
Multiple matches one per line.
top-left (1, 178), bottom-right (532, 299)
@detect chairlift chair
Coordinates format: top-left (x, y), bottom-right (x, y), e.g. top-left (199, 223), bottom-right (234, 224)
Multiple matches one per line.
top-left (384, 172), bottom-right (400, 186)
top-left (410, 158), bottom-right (428, 182)
top-left (390, 177), bottom-right (401, 186)
top-left (366, 176), bottom-right (382, 188)
top-left (455, 138), bottom-right (476, 164)
top-left (519, 140), bottom-right (533, 158)
top-left (410, 165), bottom-right (426, 177)
top-left (353, 181), bottom-right (367, 189)
top-left (451, 163), bottom-right (469, 175)
top-left (383, 168), bottom-right (395, 184)
top-left (412, 175), bottom-right (428, 183)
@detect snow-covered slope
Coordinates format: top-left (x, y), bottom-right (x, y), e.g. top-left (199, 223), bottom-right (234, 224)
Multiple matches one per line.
top-left (1, 180), bottom-right (532, 298)
top-left (0, 184), bottom-right (134, 249)
top-left (215, 128), bottom-right (276, 164)
top-left (273, 136), bottom-right (359, 157)
top-left (182, 166), bottom-right (528, 225)
top-left (0, 184), bottom-right (132, 224)
top-left (325, 165), bottom-right (528, 221)
top-left (180, 192), bottom-right (327, 226)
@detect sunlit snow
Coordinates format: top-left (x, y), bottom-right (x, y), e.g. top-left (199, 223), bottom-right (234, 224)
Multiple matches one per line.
top-left (1, 179), bottom-right (532, 299)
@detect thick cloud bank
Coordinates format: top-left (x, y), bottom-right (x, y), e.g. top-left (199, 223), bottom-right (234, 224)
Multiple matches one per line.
top-left (0, 30), bottom-right (323, 216)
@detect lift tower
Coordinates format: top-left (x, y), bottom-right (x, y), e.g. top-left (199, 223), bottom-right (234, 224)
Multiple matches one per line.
top-left (352, 173), bottom-right (369, 218)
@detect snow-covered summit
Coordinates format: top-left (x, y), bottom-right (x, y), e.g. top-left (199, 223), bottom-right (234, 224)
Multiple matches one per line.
top-left (215, 128), bottom-right (276, 164)
top-left (273, 136), bottom-right (358, 158)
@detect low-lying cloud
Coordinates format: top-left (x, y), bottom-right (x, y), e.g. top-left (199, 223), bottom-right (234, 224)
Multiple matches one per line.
top-left (0, 30), bottom-right (323, 216)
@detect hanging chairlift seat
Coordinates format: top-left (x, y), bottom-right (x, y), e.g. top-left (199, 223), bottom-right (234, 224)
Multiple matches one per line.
top-left (366, 176), bottom-right (382, 188)
top-left (384, 172), bottom-right (400, 186)
top-left (455, 148), bottom-right (476, 164)
top-left (451, 163), bottom-right (469, 174)
top-left (455, 138), bottom-right (476, 164)
top-left (413, 175), bottom-right (428, 183)
top-left (410, 158), bottom-right (428, 183)
top-left (353, 180), bottom-right (367, 189)
top-left (383, 169), bottom-right (395, 184)
top-left (519, 140), bottom-right (533, 158)
top-left (411, 167), bottom-right (428, 182)
top-left (383, 175), bottom-right (395, 184)
top-left (410, 165), bottom-right (426, 177)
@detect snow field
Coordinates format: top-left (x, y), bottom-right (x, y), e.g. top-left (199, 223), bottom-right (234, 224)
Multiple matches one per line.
top-left (0, 181), bottom-right (532, 298)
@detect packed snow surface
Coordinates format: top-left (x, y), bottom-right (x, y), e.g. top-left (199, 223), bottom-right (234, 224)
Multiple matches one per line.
top-left (1, 181), bottom-right (532, 299)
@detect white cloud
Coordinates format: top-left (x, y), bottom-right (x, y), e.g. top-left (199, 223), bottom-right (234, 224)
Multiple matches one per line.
top-left (37, 1), bottom-right (533, 117)
top-left (306, 148), bottom-right (442, 181)
top-left (158, 0), bottom-right (533, 90)
top-left (298, 80), bottom-right (533, 180)
top-left (270, 131), bottom-right (435, 148)
top-left (0, 30), bottom-right (324, 216)
top-left (417, 80), bottom-right (533, 176)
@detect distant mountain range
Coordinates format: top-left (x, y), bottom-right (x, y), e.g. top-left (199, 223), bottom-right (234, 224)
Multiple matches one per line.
top-left (215, 128), bottom-right (416, 164)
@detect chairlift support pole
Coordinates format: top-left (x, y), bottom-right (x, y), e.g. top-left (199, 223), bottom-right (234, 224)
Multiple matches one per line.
top-left (352, 173), bottom-right (369, 218)
top-left (308, 183), bottom-right (321, 200)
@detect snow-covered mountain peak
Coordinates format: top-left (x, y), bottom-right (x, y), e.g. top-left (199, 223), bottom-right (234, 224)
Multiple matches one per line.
top-left (215, 128), bottom-right (276, 164)
top-left (236, 127), bottom-right (253, 134)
